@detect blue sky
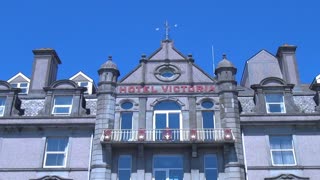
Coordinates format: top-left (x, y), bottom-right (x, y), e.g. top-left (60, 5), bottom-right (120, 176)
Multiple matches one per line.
top-left (0, 1), bottom-right (319, 84)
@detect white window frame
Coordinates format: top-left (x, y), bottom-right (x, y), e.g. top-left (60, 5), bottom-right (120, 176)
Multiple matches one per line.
top-left (152, 155), bottom-right (184, 180)
top-left (43, 137), bottom-right (69, 168)
top-left (153, 110), bottom-right (182, 141)
top-left (11, 82), bottom-right (29, 94)
top-left (265, 94), bottom-right (286, 113)
top-left (77, 81), bottom-right (89, 94)
top-left (0, 97), bottom-right (6, 117)
top-left (269, 135), bottom-right (297, 166)
top-left (51, 96), bottom-right (73, 115)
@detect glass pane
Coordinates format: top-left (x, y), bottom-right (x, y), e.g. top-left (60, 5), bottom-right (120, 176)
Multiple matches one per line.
top-left (0, 97), bottom-right (6, 106)
top-left (272, 151), bottom-right (283, 164)
top-left (45, 154), bottom-right (65, 166)
top-left (282, 151), bottom-right (295, 164)
top-left (79, 82), bottom-right (88, 87)
top-left (201, 101), bottom-right (214, 109)
top-left (53, 107), bottom-right (70, 114)
top-left (156, 114), bottom-right (167, 129)
top-left (119, 170), bottom-right (131, 180)
top-left (266, 94), bottom-right (283, 103)
top-left (121, 112), bottom-right (133, 129)
top-left (47, 138), bottom-right (68, 151)
top-left (121, 102), bottom-right (133, 109)
top-left (11, 83), bottom-right (18, 88)
top-left (205, 169), bottom-right (218, 180)
top-left (154, 101), bottom-right (180, 110)
top-left (54, 96), bottom-right (73, 105)
top-left (270, 136), bottom-right (292, 149)
top-left (20, 88), bottom-right (28, 94)
top-left (155, 171), bottom-right (166, 180)
top-left (270, 136), bottom-right (281, 149)
top-left (20, 83), bottom-right (28, 87)
top-left (154, 156), bottom-right (183, 168)
top-left (268, 104), bottom-right (282, 113)
top-left (0, 107), bottom-right (4, 116)
top-left (119, 156), bottom-right (131, 168)
top-left (169, 113), bottom-right (180, 129)
top-left (169, 169), bottom-right (183, 180)
top-left (161, 71), bottom-right (174, 78)
top-left (202, 111), bottom-right (214, 128)
top-left (205, 155), bottom-right (217, 168)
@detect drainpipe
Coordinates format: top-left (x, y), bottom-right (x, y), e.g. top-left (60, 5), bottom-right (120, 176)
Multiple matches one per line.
top-left (88, 131), bottom-right (94, 180)
top-left (242, 130), bottom-right (248, 180)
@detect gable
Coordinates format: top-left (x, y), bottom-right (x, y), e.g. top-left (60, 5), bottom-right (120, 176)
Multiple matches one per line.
top-left (149, 40), bottom-right (186, 60)
top-left (7, 72), bottom-right (30, 83)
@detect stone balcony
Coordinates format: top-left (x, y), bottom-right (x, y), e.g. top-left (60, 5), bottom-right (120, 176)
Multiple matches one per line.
top-left (100, 128), bottom-right (234, 143)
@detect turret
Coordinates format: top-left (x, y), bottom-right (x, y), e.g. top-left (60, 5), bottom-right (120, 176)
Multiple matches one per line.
top-left (98, 56), bottom-right (120, 92)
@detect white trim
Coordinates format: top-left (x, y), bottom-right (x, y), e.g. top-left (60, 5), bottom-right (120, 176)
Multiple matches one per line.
top-left (43, 137), bottom-right (69, 168)
top-left (269, 135), bottom-right (297, 166)
top-left (153, 110), bottom-right (182, 140)
top-left (51, 96), bottom-right (73, 115)
top-left (7, 72), bottom-right (30, 82)
top-left (0, 97), bottom-right (6, 117)
top-left (69, 71), bottom-right (93, 82)
top-left (265, 94), bottom-right (286, 113)
top-left (10, 82), bottom-right (30, 94)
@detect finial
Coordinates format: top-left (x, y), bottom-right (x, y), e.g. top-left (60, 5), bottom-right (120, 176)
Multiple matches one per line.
top-left (222, 54), bottom-right (227, 59)
top-left (108, 56), bottom-right (112, 61)
top-left (156, 21), bottom-right (178, 40)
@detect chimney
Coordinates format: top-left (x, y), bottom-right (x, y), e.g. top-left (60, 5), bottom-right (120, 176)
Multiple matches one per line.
top-left (29, 48), bottom-right (61, 94)
top-left (276, 44), bottom-right (300, 85)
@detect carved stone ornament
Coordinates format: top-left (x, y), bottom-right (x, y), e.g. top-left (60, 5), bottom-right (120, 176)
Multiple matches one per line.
top-left (265, 174), bottom-right (309, 180)
top-left (30, 175), bottom-right (72, 180)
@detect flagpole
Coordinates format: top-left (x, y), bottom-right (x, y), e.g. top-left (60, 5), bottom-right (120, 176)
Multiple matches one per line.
top-left (212, 45), bottom-right (215, 74)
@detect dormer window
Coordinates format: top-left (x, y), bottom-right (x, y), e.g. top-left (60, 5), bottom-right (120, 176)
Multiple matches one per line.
top-left (77, 82), bottom-right (89, 94)
top-left (52, 96), bottom-right (73, 115)
top-left (265, 94), bottom-right (285, 113)
top-left (11, 82), bottom-right (29, 94)
top-left (0, 97), bottom-right (6, 117)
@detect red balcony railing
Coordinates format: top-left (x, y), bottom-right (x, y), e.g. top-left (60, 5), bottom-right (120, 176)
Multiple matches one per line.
top-left (100, 128), bottom-right (234, 143)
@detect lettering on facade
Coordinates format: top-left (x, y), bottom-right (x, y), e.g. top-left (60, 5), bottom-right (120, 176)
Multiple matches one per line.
top-left (117, 85), bottom-right (215, 94)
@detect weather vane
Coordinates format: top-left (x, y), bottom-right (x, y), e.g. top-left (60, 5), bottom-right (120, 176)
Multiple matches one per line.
top-left (156, 20), bottom-right (178, 40)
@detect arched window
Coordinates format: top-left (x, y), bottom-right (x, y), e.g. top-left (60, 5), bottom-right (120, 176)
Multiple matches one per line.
top-left (153, 101), bottom-right (182, 141)
top-left (201, 100), bottom-right (215, 140)
top-left (120, 101), bottom-right (134, 141)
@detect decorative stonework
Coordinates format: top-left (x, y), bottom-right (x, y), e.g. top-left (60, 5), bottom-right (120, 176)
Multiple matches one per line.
top-left (238, 97), bottom-right (255, 113)
top-left (265, 173), bottom-right (309, 180)
top-left (30, 175), bottom-right (72, 180)
top-left (293, 96), bottom-right (316, 113)
top-left (21, 99), bottom-right (45, 116)
top-left (86, 99), bottom-right (97, 115)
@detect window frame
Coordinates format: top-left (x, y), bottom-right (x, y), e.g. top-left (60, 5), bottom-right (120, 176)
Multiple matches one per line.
top-left (204, 154), bottom-right (218, 180)
top-left (0, 97), bottom-right (6, 117)
top-left (51, 96), bottom-right (73, 116)
top-left (77, 81), bottom-right (89, 94)
top-left (11, 82), bottom-right (29, 94)
top-left (265, 93), bottom-right (286, 113)
top-left (269, 135), bottom-right (297, 166)
top-left (118, 155), bottom-right (132, 180)
top-left (152, 155), bottom-right (184, 180)
top-left (43, 137), bottom-right (69, 168)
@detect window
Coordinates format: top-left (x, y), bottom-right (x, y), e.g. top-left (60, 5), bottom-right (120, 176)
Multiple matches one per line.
top-left (43, 137), bottom-right (68, 168)
top-left (155, 65), bottom-right (181, 82)
top-left (269, 135), bottom-right (296, 166)
top-left (153, 101), bottom-right (181, 141)
top-left (201, 100), bottom-right (215, 140)
top-left (11, 82), bottom-right (29, 94)
top-left (120, 102), bottom-right (133, 141)
top-left (204, 154), bottom-right (218, 180)
top-left (0, 97), bottom-right (6, 117)
top-left (153, 155), bottom-right (183, 180)
top-left (118, 155), bottom-right (132, 180)
top-left (52, 96), bottom-right (73, 115)
top-left (77, 82), bottom-right (89, 94)
top-left (265, 94), bottom-right (285, 113)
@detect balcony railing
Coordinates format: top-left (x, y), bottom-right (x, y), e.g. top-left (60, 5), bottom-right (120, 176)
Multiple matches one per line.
top-left (100, 128), bottom-right (234, 143)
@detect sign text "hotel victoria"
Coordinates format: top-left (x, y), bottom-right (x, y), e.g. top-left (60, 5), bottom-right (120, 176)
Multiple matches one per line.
top-left (117, 85), bottom-right (215, 94)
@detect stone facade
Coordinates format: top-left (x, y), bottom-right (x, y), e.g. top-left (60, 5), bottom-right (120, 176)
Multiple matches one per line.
top-left (0, 40), bottom-right (319, 180)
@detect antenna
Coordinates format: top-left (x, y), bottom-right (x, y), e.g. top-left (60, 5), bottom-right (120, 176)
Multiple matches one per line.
top-left (212, 45), bottom-right (215, 74)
